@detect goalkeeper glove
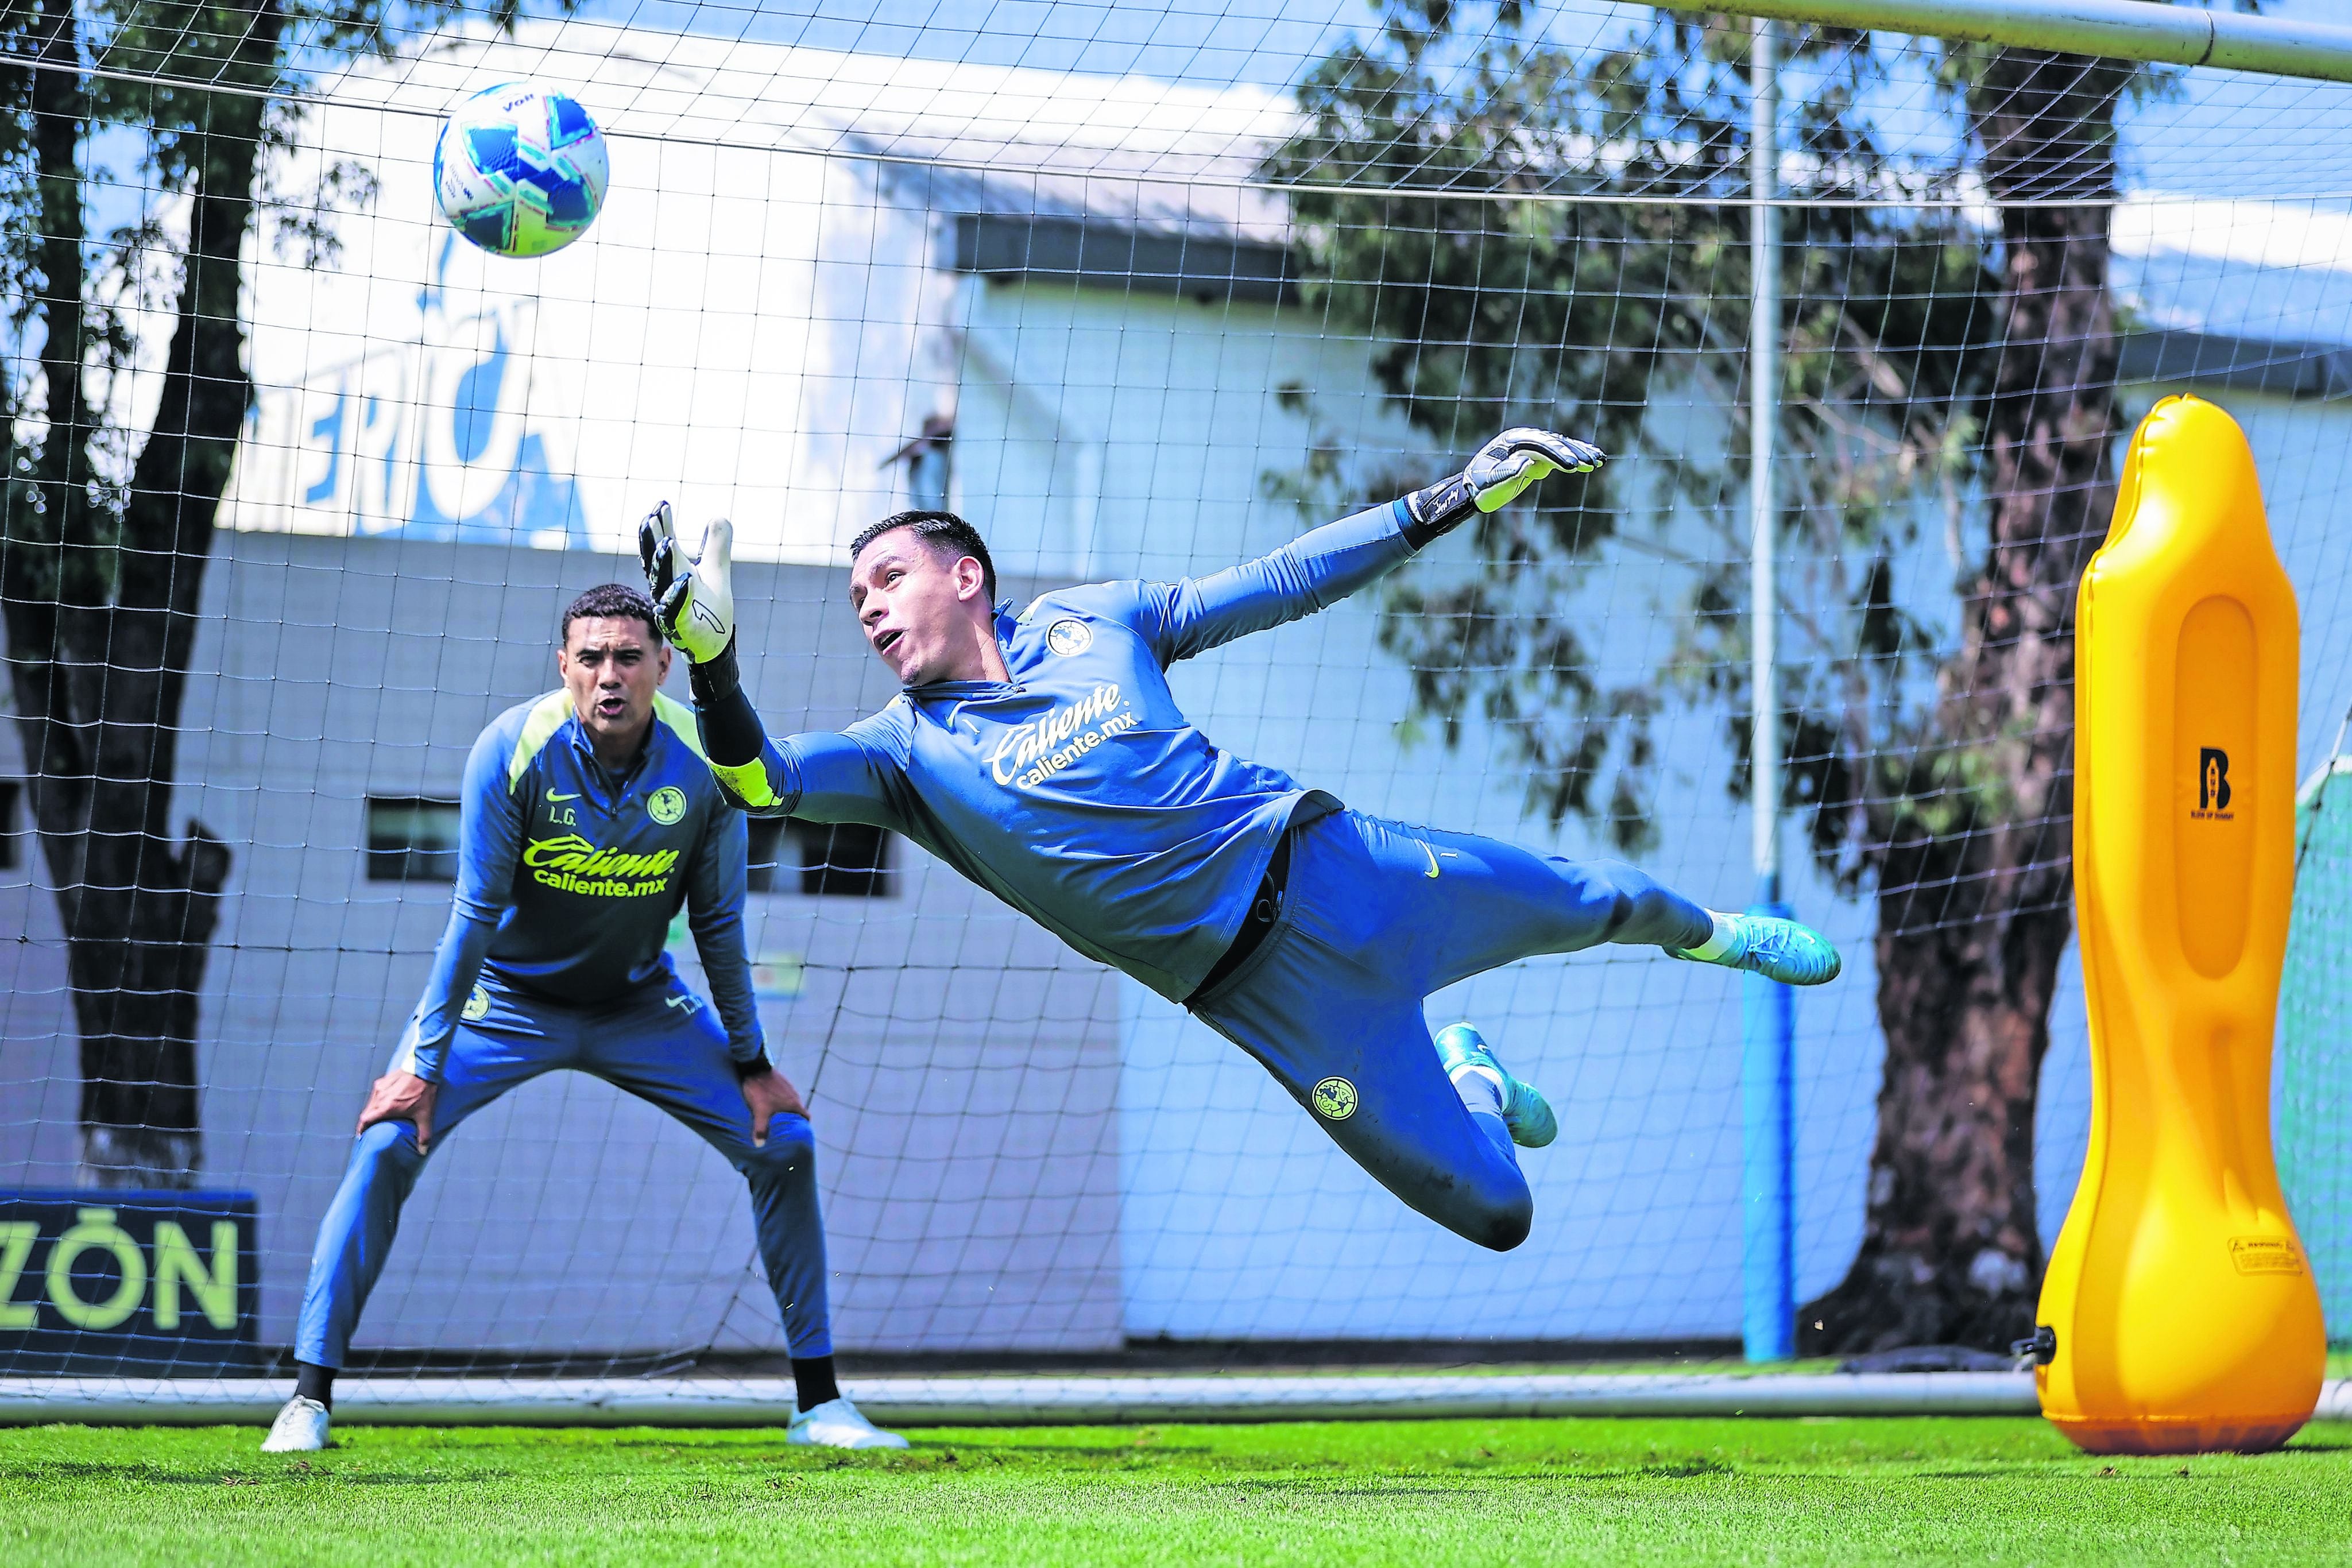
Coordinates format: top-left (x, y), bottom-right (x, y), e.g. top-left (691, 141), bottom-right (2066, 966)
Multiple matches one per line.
top-left (1400, 427), bottom-right (1606, 548)
top-left (639, 501), bottom-right (742, 702)
top-left (639, 502), bottom-right (736, 661)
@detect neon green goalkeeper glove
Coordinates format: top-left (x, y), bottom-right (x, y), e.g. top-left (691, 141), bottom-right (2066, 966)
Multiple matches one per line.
top-left (637, 502), bottom-right (736, 664)
top-left (1400, 427), bottom-right (1606, 547)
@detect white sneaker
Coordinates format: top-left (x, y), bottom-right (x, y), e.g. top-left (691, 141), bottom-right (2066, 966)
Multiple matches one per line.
top-left (261, 1395), bottom-right (331, 1453)
top-left (787, 1395), bottom-right (908, 1450)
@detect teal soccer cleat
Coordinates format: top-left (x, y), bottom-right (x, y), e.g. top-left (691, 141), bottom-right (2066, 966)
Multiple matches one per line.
top-left (1666, 911), bottom-right (1843, 986)
top-left (1433, 1023), bottom-right (1558, 1148)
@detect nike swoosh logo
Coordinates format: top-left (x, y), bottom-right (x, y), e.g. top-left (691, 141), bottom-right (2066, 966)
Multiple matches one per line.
top-left (546, 789), bottom-right (580, 802)
top-left (1420, 841), bottom-right (1441, 878)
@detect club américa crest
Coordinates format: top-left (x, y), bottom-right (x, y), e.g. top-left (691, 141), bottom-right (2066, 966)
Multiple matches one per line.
top-left (1311, 1076), bottom-right (1359, 1120)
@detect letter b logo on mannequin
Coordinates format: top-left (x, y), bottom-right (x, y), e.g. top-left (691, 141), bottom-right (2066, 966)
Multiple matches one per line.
top-left (2200, 747), bottom-right (2232, 812)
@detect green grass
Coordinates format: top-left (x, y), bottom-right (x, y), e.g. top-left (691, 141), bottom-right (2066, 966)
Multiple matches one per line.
top-left (3, 1417), bottom-right (2348, 1565)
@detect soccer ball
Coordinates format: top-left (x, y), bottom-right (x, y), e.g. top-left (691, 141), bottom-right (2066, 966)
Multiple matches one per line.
top-left (434, 82), bottom-right (609, 259)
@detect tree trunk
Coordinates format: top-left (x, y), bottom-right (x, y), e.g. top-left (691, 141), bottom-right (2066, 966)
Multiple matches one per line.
top-left (1, 4), bottom-right (279, 1187)
top-left (1801, 47), bottom-right (2127, 1354)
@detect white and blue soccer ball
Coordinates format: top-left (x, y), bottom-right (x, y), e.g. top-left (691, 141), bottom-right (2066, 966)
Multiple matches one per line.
top-left (434, 82), bottom-right (609, 259)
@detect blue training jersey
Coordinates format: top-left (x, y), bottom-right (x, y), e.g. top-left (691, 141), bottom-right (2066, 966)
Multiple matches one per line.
top-left (394, 690), bottom-right (763, 1082)
top-left (709, 501), bottom-right (1419, 1002)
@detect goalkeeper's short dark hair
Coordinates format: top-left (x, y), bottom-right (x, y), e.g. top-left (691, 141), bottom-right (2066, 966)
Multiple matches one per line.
top-left (853, 510), bottom-right (997, 604)
top-left (561, 582), bottom-right (664, 645)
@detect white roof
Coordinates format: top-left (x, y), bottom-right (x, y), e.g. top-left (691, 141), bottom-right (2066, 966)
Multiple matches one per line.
top-left (2115, 196), bottom-right (2352, 347)
top-left (318, 19), bottom-right (1299, 195)
top-left (307, 19), bottom-right (2352, 343)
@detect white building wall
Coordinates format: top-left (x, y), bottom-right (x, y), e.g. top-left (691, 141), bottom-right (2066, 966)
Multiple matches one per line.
top-left (0, 535), bottom-right (1125, 1357)
top-left (226, 99), bottom-right (958, 569)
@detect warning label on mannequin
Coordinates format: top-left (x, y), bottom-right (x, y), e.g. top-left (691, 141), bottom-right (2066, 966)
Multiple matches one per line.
top-left (2229, 1237), bottom-right (2304, 1275)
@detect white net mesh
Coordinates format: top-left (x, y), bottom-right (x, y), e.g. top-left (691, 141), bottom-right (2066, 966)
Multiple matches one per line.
top-left (5, 2), bottom-right (2351, 1383)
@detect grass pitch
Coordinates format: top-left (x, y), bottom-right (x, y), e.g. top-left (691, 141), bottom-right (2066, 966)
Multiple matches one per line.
top-left (4, 1416), bottom-right (2347, 1565)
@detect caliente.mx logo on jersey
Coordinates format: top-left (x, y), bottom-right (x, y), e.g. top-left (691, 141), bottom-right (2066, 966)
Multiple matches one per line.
top-left (524, 833), bottom-right (679, 897)
top-left (989, 682), bottom-right (1139, 790)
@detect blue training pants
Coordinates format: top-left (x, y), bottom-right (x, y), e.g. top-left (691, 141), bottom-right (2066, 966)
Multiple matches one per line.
top-left (294, 976), bottom-right (830, 1367)
top-left (1189, 810), bottom-right (1713, 1253)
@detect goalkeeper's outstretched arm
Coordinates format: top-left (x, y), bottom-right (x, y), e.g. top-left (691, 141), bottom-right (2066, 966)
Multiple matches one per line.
top-left (639, 504), bottom-right (903, 822)
top-left (1148, 427), bottom-right (1604, 664)
top-left (675, 633), bottom-right (788, 810)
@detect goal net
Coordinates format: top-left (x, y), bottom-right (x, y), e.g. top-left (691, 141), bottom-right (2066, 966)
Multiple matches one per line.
top-left (4, 1), bottom-right (2351, 1390)
top-left (2285, 742), bottom-right (2352, 1346)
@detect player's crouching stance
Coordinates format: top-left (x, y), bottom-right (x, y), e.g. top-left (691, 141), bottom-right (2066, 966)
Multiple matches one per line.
top-left (640, 430), bottom-right (1839, 1253)
top-left (263, 585), bottom-right (902, 1454)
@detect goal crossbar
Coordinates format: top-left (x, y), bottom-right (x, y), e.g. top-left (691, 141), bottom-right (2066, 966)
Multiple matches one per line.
top-left (1717, 0), bottom-right (2352, 87)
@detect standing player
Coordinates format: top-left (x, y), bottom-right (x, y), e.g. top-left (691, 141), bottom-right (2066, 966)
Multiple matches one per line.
top-left (262, 585), bottom-right (902, 1453)
top-left (639, 429), bottom-right (1839, 1253)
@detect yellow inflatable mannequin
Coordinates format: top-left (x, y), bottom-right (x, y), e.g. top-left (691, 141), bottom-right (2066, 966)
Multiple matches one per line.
top-left (2039, 394), bottom-right (2324, 1454)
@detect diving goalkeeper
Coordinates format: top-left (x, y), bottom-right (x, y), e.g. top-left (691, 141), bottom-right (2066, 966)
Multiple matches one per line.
top-left (262, 584), bottom-right (900, 1454)
top-left (640, 430), bottom-right (1839, 1252)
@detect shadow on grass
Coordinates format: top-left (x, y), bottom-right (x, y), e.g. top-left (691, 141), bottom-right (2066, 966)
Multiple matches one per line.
top-left (1632, 1459), bottom-right (1735, 1479)
top-left (2, 1459), bottom-right (485, 1488)
top-left (590, 1435), bottom-right (1224, 1466)
top-left (903, 1442), bottom-right (1218, 1461)
top-left (1217, 1478), bottom-right (1476, 1499)
top-left (0, 1462), bottom-right (222, 1485)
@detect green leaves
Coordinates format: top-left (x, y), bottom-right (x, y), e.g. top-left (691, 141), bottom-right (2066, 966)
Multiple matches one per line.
top-left (1266, 3), bottom-right (2006, 874)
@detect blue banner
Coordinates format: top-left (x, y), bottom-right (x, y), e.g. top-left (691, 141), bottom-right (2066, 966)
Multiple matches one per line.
top-left (0, 1191), bottom-right (260, 1374)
